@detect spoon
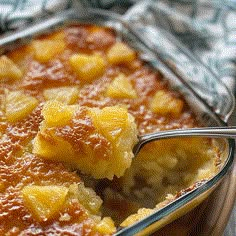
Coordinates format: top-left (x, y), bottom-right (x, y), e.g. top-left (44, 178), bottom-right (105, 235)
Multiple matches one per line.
top-left (133, 126), bottom-right (236, 156)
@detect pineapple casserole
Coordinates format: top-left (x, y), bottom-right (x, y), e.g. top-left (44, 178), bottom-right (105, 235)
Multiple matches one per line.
top-left (0, 24), bottom-right (222, 235)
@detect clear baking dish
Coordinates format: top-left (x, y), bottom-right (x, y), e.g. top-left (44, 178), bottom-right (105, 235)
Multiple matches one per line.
top-left (0, 7), bottom-right (235, 236)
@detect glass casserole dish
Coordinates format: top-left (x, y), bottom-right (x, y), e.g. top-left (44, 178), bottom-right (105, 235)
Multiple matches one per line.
top-left (0, 7), bottom-right (235, 236)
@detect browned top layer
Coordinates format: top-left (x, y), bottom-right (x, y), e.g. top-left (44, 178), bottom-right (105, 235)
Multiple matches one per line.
top-left (0, 24), bottom-right (197, 235)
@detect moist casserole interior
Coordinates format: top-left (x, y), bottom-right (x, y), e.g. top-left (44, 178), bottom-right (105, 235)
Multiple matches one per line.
top-left (0, 24), bottom-right (223, 235)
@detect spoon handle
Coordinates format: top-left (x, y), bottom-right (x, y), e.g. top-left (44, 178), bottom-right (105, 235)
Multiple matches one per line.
top-left (133, 127), bottom-right (236, 156)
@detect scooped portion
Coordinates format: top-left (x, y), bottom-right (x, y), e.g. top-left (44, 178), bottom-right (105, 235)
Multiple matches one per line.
top-left (33, 100), bottom-right (138, 179)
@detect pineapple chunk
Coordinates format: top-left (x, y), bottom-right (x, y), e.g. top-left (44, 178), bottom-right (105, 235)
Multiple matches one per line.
top-left (33, 100), bottom-right (77, 163)
top-left (88, 106), bottom-right (129, 141)
top-left (6, 91), bottom-right (38, 122)
top-left (85, 106), bottom-right (138, 179)
top-left (95, 217), bottom-right (116, 234)
top-left (42, 100), bottom-right (76, 127)
top-left (69, 183), bottom-right (102, 214)
top-left (32, 39), bottom-right (65, 63)
top-left (22, 185), bottom-right (68, 222)
top-left (33, 130), bottom-right (75, 163)
top-left (107, 42), bottom-right (136, 64)
top-left (0, 56), bottom-right (23, 80)
top-left (69, 53), bottom-right (106, 82)
top-left (43, 86), bottom-right (79, 104)
top-left (121, 208), bottom-right (155, 227)
top-left (106, 73), bottom-right (137, 99)
top-left (150, 90), bottom-right (183, 117)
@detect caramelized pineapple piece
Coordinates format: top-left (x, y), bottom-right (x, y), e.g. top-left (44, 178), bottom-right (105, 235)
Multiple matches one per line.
top-left (150, 90), bottom-right (183, 117)
top-left (69, 183), bottom-right (102, 214)
top-left (33, 130), bottom-right (75, 163)
top-left (107, 42), bottom-right (136, 64)
top-left (121, 208), bottom-right (155, 227)
top-left (33, 100), bottom-right (78, 163)
top-left (5, 91), bottom-right (38, 122)
top-left (32, 39), bottom-right (65, 63)
top-left (85, 106), bottom-right (138, 179)
top-left (95, 217), bottom-right (116, 234)
top-left (43, 86), bottom-right (79, 104)
top-left (42, 100), bottom-right (77, 127)
top-left (0, 56), bottom-right (23, 80)
top-left (69, 53), bottom-right (106, 82)
top-left (106, 73), bottom-right (137, 99)
top-left (89, 106), bottom-right (129, 141)
top-left (22, 185), bottom-right (68, 222)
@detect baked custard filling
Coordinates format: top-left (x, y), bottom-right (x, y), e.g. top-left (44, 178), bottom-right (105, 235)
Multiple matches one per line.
top-left (0, 24), bottom-right (221, 235)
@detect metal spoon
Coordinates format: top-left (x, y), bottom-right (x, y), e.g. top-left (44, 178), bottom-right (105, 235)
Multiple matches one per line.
top-left (133, 126), bottom-right (236, 156)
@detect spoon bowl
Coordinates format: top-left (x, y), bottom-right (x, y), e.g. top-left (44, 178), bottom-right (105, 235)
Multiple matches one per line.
top-left (133, 126), bottom-right (236, 156)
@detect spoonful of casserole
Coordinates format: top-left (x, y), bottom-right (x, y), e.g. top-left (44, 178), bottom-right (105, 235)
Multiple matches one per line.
top-left (33, 100), bottom-right (138, 180)
top-left (33, 100), bottom-right (236, 180)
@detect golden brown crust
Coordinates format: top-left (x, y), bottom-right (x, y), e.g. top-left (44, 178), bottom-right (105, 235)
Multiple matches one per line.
top-left (0, 24), bottom-right (218, 234)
